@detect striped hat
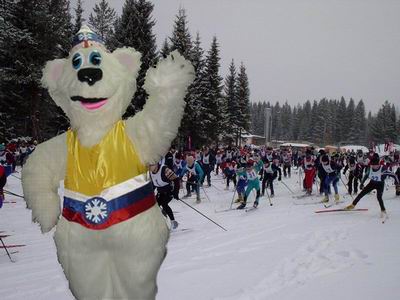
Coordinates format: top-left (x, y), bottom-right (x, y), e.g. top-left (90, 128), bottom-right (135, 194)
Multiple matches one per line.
top-left (72, 25), bottom-right (105, 50)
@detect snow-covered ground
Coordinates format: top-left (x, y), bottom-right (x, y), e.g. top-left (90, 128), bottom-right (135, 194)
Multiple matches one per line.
top-left (1, 168), bottom-right (399, 300)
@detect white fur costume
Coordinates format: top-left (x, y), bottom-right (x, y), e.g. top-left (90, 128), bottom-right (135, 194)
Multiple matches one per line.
top-left (22, 26), bottom-right (194, 300)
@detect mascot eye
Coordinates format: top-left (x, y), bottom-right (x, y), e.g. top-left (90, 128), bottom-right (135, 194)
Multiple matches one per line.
top-left (89, 51), bottom-right (102, 66)
top-left (72, 53), bottom-right (83, 70)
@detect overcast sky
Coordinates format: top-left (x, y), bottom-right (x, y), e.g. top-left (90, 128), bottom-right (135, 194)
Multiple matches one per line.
top-left (74, 0), bottom-right (400, 113)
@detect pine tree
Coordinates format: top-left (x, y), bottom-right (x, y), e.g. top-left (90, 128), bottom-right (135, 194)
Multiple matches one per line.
top-left (373, 102), bottom-right (399, 142)
top-left (169, 7), bottom-right (193, 61)
top-left (345, 98), bottom-right (356, 143)
top-left (271, 102), bottom-right (281, 140)
top-left (291, 105), bottom-right (300, 140)
top-left (352, 100), bottom-right (366, 144)
top-left (280, 101), bottom-right (292, 140)
top-left (202, 36), bottom-right (223, 143)
top-left (236, 62), bottom-right (250, 131)
top-left (335, 97), bottom-right (347, 143)
top-left (113, 0), bottom-right (158, 113)
top-left (178, 32), bottom-right (207, 148)
top-left (73, 0), bottom-right (85, 33)
top-left (1, 0), bottom-right (73, 141)
top-left (88, 0), bottom-right (117, 48)
top-left (366, 111), bottom-right (373, 144)
top-left (298, 101), bottom-right (312, 141)
top-left (0, 0), bottom-right (29, 141)
top-left (160, 38), bottom-right (170, 58)
top-left (224, 59), bottom-right (240, 135)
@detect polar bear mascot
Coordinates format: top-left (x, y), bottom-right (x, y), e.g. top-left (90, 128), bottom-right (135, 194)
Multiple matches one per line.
top-left (22, 25), bottom-right (194, 300)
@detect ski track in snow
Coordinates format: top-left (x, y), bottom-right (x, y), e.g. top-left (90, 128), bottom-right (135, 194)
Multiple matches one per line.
top-left (216, 228), bottom-right (369, 300)
top-left (1, 169), bottom-right (400, 300)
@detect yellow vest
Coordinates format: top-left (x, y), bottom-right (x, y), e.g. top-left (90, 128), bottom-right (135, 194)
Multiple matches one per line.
top-left (65, 120), bottom-right (147, 196)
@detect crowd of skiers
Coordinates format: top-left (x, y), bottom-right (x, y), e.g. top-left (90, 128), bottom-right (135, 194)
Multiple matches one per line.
top-left (1, 137), bottom-right (399, 226)
top-left (150, 144), bottom-right (400, 228)
top-left (0, 139), bottom-right (36, 208)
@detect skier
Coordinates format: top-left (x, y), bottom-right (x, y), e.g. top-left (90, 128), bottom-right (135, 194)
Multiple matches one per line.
top-left (343, 156), bottom-right (362, 195)
top-left (215, 150), bottom-right (223, 175)
top-left (320, 154), bottom-right (341, 203)
top-left (200, 147), bottom-right (213, 186)
top-left (224, 159), bottom-right (237, 190)
top-left (345, 154), bottom-right (399, 217)
top-left (281, 149), bottom-right (292, 178)
top-left (164, 146), bottom-right (176, 170)
top-left (149, 162), bottom-right (179, 229)
top-left (260, 158), bottom-right (282, 197)
top-left (180, 155), bottom-right (204, 203)
top-left (234, 166), bottom-right (247, 203)
top-left (237, 161), bottom-right (262, 209)
top-left (315, 150), bottom-right (327, 195)
top-left (171, 152), bottom-right (184, 200)
top-left (302, 150), bottom-right (316, 195)
top-left (5, 146), bottom-right (16, 172)
top-left (0, 164), bottom-right (6, 208)
top-left (396, 167), bottom-right (400, 196)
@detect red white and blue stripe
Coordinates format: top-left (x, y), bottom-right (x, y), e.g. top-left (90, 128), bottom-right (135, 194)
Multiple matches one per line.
top-left (62, 175), bottom-right (155, 230)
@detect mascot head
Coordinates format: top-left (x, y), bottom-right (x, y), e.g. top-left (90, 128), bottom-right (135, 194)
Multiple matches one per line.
top-left (42, 25), bottom-right (141, 134)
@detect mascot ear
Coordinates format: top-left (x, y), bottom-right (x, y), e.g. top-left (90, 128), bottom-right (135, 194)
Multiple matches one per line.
top-left (112, 47), bottom-right (142, 78)
top-left (41, 59), bottom-right (66, 91)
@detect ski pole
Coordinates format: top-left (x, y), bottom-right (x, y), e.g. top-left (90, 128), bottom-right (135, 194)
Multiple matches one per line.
top-left (263, 182), bottom-right (273, 206)
top-left (265, 187), bottom-right (273, 206)
top-left (3, 190), bottom-right (24, 199)
top-left (339, 176), bottom-right (355, 202)
top-left (200, 185), bottom-right (212, 202)
top-left (385, 181), bottom-right (389, 191)
top-left (229, 188), bottom-right (237, 209)
top-left (178, 198), bottom-right (227, 231)
top-left (280, 180), bottom-right (295, 194)
top-left (0, 237), bottom-right (14, 263)
top-left (11, 174), bottom-right (21, 180)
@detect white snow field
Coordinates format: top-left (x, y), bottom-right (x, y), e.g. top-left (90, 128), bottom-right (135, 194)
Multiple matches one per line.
top-left (1, 168), bottom-right (399, 300)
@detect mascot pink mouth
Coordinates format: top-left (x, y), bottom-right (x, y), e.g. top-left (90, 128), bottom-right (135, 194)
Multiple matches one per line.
top-left (71, 96), bottom-right (108, 110)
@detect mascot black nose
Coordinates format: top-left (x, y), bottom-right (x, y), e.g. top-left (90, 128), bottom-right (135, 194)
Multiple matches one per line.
top-left (77, 68), bottom-right (103, 86)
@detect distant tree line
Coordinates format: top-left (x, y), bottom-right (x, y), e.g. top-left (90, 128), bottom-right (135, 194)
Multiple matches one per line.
top-left (0, 0), bottom-right (251, 149)
top-left (250, 98), bottom-right (399, 146)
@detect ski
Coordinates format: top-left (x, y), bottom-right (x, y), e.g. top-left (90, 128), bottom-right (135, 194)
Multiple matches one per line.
top-left (171, 228), bottom-right (192, 233)
top-left (293, 200), bottom-right (323, 205)
top-left (1, 250), bottom-right (18, 256)
top-left (292, 194), bottom-right (314, 199)
top-left (315, 208), bottom-right (368, 213)
top-left (245, 207), bottom-right (257, 212)
top-left (323, 201), bottom-right (345, 208)
top-left (0, 244), bottom-right (26, 249)
top-left (214, 207), bottom-right (236, 213)
top-left (3, 201), bottom-right (17, 204)
top-left (381, 214), bottom-right (389, 224)
top-left (3, 190), bottom-right (24, 199)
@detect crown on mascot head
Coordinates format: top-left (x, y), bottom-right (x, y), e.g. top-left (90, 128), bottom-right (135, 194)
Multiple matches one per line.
top-left (72, 25), bottom-right (106, 50)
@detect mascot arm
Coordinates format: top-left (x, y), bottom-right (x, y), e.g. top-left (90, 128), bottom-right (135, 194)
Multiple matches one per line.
top-left (126, 51), bottom-right (194, 164)
top-left (22, 133), bottom-right (67, 233)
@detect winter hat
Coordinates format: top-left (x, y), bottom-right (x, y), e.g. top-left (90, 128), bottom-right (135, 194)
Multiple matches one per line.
top-left (246, 161), bottom-right (254, 168)
top-left (370, 154), bottom-right (380, 165)
top-left (263, 158), bottom-right (270, 164)
top-left (321, 154), bottom-right (329, 163)
top-left (72, 25), bottom-right (106, 51)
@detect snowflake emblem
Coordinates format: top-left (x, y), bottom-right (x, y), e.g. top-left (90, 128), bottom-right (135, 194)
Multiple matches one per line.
top-left (84, 197), bottom-right (109, 224)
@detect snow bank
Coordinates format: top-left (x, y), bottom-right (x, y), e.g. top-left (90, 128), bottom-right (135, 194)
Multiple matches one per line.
top-left (340, 145), bottom-right (369, 153)
top-left (1, 169), bottom-right (400, 299)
